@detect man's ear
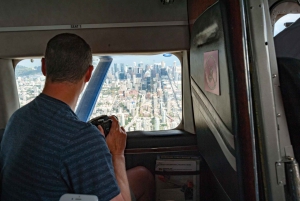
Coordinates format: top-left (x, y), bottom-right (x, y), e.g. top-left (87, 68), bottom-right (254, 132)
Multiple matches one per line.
top-left (85, 65), bottom-right (94, 82)
top-left (41, 58), bottom-right (46, 76)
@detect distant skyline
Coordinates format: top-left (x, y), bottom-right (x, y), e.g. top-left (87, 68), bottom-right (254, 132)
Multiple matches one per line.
top-left (17, 54), bottom-right (180, 69)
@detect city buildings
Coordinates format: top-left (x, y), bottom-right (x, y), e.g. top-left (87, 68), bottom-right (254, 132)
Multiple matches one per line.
top-left (15, 56), bottom-right (182, 132)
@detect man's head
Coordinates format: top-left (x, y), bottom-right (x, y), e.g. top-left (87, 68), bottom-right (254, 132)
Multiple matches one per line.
top-left (43, 33), bottom-right (92, 83)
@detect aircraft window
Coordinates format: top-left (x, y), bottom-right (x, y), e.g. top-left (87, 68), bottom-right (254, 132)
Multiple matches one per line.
top-left (274, 14), bottom-right (300, 36)
top-left (15, 59), bottom-right (44, 107)
top-left (15, 54), bottom-right (182, 131)
top-left (88, 54), bottom-right (182, 131)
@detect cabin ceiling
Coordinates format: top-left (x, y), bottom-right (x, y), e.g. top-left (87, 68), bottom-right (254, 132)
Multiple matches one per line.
top-left (269, 0), bottom-right (279, 8)
top-left (0, 0), bottom-right (187, 27)
top-left (0, 0), bottom-right (189, 58)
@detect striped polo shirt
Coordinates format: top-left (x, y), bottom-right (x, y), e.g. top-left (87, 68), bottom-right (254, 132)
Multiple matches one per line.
top-left (0, 93), bottom-right (120, 201)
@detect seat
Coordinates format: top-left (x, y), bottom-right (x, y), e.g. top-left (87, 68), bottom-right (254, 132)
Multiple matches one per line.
top-left (277, 57), bottom-right (300, 162)
top-left (274, 18), bottom-right (300, 60)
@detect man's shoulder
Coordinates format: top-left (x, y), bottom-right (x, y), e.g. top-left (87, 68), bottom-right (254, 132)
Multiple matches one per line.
top-left (78, 121), bottom-right (104, 140)
top-left (7, 100), bottom-right (35, 124)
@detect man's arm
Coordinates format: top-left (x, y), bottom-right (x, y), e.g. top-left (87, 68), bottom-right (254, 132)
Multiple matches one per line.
top-left (99, 116), bottom-right (131, 201)
top-left (110, 155), bottom-right (131, 201)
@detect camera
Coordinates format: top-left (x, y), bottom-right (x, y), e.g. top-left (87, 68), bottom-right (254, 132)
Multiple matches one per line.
top-left (89, 115), bottom-right (112, 137)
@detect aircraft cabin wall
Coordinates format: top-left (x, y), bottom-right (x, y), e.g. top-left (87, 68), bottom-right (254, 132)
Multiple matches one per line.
top-left (0, 0), bottom-right (190, 137)
top-left (0, 59), bottom-right (19, 131)
top-left (0, 0), bottom-right (189, 58)
top-left (188, 0), bottom-right (257, 200)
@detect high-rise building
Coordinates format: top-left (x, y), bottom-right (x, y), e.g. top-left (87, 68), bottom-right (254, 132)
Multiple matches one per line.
top-left (162, 110), bottom-right (166, 124)
top-left (167, 99), bottom-right (171, 113)
top-left (155, 117), bottom-right (160, 130)
top-left (119, 72), bottom-right (126, 80)
top-left (138, 62), bottom-right (143, 68)
top-left (126, 102), bottom-right (131, 110)
top-left (130, 108), bottom-right (135, 116)
top-left (120, 113), bottom-right (125, 126)
top-left (120, 63), bottom-right (125, 73)
top-left (142, 118), bottom-right (147, 128)
top-left (127, 67), bottom-right (133, 75)
top-left (113, 63), bottom-right (119, 74)
top-left (161, 67), bottom-right (167, 76)
top-left (153, 83), bottom-right (157, 91)
top-left (136, 119), bottom-right (141, 130)
top-left (153, 96), bottom-right (158, 109)
top-left (133, 74), bottom-right (136, 84)
top-left (154, 63), bottom-right (161, 73)
top-left (157, 82), bottom-right (161, 89)
top-left (126, 73), bottom-right (131, 80)
top-left (141, 95), bottom-right (145, 103)
top-left (115, 72), bottom-right (119, 80)
top-left (147, 77), bottom-right (152, 92)
top-left (142, 84), bottom-right (147, 90)
top-left (160, 102), bottom-right (164, 115)
top-left (164, 91), bottom-right (169, 102)
top-left (157, 89), bottom-right (163, 96)
top-left (137, 67), bottom-right (143, 74)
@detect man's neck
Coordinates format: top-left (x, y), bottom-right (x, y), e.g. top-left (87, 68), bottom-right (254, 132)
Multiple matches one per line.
top-left (42, 81), bottom-right (83, 111)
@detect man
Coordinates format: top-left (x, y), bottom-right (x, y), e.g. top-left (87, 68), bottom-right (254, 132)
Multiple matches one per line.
top-left (0, 33), bottom-right (154, 201)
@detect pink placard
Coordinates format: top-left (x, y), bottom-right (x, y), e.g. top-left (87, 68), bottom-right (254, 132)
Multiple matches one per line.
top-left (204, 50), bottom-right (220, 95)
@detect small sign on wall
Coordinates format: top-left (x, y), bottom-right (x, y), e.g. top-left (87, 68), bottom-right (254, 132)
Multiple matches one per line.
top-left (204, 50), bottom-right (220, 95)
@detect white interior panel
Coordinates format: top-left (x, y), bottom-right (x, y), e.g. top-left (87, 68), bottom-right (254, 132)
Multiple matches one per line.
top-left (0, 59), bottom-right (19, 128)
top-left (0, 26), bottom-right (189, 58)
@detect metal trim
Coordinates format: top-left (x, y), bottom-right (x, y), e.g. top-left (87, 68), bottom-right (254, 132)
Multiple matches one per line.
top-left (245, 0), bottom-right (292, 200)
top-left (0, 21), bottom-right (188, 33)
top-left (239, 0), bottom-right (259, 199)
top-left (124, 145), bottom-right (198, 154)
top-left (75, 56), bottom-right (112, 122)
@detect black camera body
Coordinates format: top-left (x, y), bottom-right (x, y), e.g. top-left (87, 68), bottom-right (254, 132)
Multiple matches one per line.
top-left (89, 115), bottom-right (112, 137)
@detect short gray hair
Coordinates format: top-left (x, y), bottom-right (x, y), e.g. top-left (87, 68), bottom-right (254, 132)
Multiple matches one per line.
top-left (45, 33), bottom-right (92, 83)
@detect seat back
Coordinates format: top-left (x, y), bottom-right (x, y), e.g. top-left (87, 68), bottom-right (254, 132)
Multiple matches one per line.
top-left (277, 57), bottom-right (300, 162)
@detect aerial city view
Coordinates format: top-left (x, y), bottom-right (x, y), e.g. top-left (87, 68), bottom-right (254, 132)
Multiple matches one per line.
top-left (15, 54), bottom-right (182, 132)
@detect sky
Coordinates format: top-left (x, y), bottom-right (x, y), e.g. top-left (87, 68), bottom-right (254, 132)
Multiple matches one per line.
top-left (274, 14), bottom-right (300, 36)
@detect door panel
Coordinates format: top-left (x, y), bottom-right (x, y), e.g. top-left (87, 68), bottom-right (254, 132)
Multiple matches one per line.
top-left (190, 2), bottom-right (239, 200)
top-left (125, 130), bottom-right (198, 172)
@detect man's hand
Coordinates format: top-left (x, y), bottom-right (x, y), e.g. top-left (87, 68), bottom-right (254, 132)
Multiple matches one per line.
top-left (98, 116), bottom-right (131, 201)
top-left (105, 116), bottom-right (127, 155)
